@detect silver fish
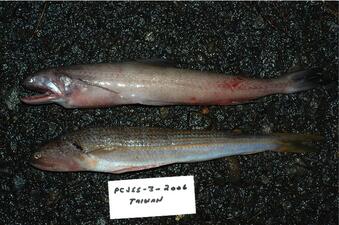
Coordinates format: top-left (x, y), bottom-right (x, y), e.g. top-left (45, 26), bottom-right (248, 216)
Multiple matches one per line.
top-left (30, 127), bottom-right (320, 173)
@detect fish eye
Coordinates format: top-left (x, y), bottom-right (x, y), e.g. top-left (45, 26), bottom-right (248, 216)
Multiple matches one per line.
top-left (33, 152), bottom-right (42, 159)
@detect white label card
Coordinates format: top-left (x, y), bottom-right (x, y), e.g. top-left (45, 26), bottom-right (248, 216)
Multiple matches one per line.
top-left (108, 175), bottom-right (196, 219)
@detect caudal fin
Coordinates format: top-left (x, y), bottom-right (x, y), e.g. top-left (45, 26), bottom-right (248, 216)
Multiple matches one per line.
top-left (273, 133), bottom-right (322, 153)
top-left (280, 69), bottom-right (324, 94)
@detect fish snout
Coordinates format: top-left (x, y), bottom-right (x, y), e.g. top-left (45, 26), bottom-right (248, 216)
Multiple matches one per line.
top-left (21, 74), bottom-right (65, 105)
top-left (30, 152), bottom-right (53, 171)
top-left (30, 151), bottom-right (82, 172)
top-left (23, 76), bottom-right (36, 87)
top-left (23, 74), bottom-right (52, 90)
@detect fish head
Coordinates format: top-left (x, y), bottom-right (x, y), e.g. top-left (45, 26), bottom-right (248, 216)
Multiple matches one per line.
top-left (21, 69), bottom-right (78, 108)
top-left (30, 139), bottom-right (86, 172)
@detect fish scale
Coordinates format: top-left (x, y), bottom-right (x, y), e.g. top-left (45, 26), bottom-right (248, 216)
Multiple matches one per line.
top-left (67, 127), bottom-right (255, 150)
top-left (30, 127), bottom-right (321, 173)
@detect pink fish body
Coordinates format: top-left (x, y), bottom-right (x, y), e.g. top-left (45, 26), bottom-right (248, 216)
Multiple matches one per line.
top-left (21, 62), bottom-right (321, 108)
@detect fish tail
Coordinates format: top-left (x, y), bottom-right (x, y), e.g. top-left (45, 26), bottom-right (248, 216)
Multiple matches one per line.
top-left (279, 69), bottom-right (324, 93)
top-left (273, 133), bottom-right (323, 153)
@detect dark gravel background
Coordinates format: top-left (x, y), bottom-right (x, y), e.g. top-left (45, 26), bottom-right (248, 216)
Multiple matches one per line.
top-left (0, 2), bottom-right (337, 225)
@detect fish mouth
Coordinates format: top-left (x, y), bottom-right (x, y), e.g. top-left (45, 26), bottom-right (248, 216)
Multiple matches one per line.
top-left (21, 76), bottom-right (63, 105)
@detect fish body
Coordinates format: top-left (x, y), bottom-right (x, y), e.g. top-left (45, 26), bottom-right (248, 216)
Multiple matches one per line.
top-left (21, 62), bottom-right (322, 108)
top-left (31, 127), bottom-right (320, 173)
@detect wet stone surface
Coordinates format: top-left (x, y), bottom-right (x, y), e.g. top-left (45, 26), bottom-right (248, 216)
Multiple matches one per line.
top-left (0, 2), bottom-right (338, 225)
